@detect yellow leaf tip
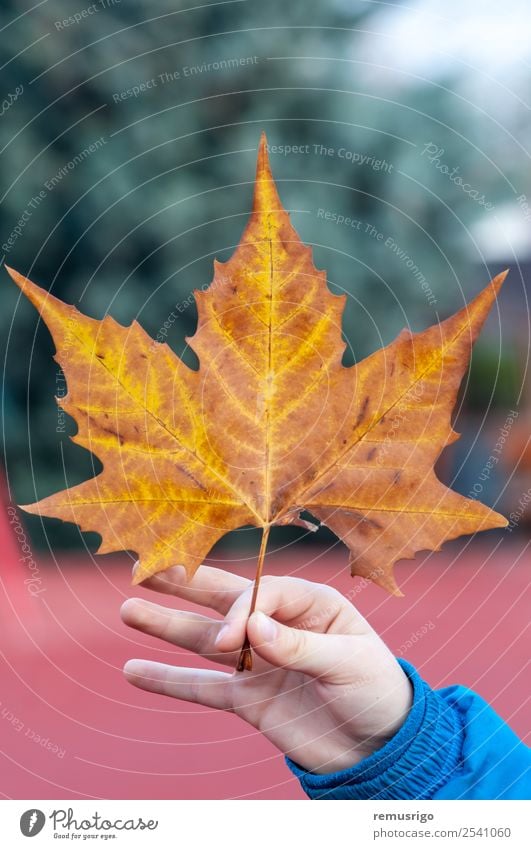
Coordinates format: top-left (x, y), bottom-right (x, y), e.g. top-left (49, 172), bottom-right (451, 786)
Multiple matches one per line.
top-left (491, 268), bottom-right (509, 292)
top-left (17, 502), bottom-right (37, 515)
top-left (256, 132), bottom-right (272, 175)
top-left (131, 560), bottom-right (152, 585)
top-left (252, 131), bottom-right (282, 216)
top-left (492, 512), bottom-right (509, 529)
top-left (131, 569), bottom-right (146, 586)
top-left (5, 265), bottom-right (25, 287)
top-left (4, 267), bottom-right (40, 300)
top-left (4, 266), bottom-right (53, 313)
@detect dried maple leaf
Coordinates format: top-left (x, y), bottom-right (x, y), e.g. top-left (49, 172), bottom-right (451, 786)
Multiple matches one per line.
top-left (7, 133), bottom-right (507, 670)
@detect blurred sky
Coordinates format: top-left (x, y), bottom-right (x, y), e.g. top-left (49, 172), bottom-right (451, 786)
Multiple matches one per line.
top-left (354, 1), bottom-right (531, 260)
top-left (357, 0), bottom-right (531, 77)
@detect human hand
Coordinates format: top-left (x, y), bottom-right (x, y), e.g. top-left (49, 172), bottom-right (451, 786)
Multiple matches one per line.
top-left (121, 565), bottom-right (412, 774)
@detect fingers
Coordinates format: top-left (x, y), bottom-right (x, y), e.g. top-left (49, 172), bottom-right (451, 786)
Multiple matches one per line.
top-left (133, 562), bottom-right (250, 614)
top-left (120, 598), bottom-right (239, 667)
top-left (215, 576), bottom-right (366, 652)
top-left (246, 611), bottom-right (361, 681)
top-left (124, 659), bottom-right (234, 710)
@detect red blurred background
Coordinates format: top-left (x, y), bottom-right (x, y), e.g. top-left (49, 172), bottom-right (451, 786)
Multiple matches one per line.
top-left (1, 494), bottom-right (528, 801)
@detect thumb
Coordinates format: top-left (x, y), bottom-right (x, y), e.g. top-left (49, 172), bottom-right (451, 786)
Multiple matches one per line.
top-left (247, 611), bottom-right (351, 680)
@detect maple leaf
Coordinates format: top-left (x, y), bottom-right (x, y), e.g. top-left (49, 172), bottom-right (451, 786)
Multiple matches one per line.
top-left (7, 133), bottom-right (507, 670)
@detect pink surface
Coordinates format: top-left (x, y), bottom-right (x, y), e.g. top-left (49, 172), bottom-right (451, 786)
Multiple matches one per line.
top-left (0, 528), bottom-right (529, 800)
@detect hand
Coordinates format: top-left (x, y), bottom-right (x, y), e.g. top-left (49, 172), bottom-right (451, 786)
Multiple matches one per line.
top-left (121, 565), bottom-right (412, 774)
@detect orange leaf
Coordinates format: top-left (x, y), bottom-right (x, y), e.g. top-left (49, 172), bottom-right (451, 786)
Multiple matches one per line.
top-left (7, 133), bottom-right (507, 602)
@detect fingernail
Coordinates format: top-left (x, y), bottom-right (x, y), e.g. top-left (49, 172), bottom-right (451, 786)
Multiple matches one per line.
top-left (123, 659), bottom-right (143, 678)
top-left (253, 611), bottom-right (277, 642)
top-left (215, 624), bottom-right (230, 646)
top-left (167, 564), bottom-right (187, 582)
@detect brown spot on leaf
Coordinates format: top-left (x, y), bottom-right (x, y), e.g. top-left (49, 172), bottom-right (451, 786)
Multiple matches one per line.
top-left (347, 510), bottom-right (383, 535)
top-left (177, 465), bottom-right (207, 492)
top-left (354, 395), bottom-right (370, 429)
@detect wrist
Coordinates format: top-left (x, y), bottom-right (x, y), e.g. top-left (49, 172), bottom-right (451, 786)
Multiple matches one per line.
top-left (347, 652), bottom-right (414, 762)
top-left (286, 659), bottom-right (464, 799)
top-left (307, 655), bottom-right (414, 775)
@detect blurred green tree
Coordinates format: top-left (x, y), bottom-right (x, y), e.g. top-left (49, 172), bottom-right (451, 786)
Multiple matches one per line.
top-left (0, 0), bottom-right (517, 550)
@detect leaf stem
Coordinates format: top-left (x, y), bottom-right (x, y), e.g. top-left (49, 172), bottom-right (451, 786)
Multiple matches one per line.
top-left (236, 524), bottom-right (271, 671)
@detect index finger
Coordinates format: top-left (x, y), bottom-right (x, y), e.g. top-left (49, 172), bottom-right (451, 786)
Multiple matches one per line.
top-left (132, 562), bottom-right (251, 615)
top-left (216, 577), bottom-right (369, 652)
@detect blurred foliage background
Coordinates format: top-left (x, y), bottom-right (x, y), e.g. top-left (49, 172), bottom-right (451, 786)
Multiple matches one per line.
top-left (1, 0), bottom-right (529, 553)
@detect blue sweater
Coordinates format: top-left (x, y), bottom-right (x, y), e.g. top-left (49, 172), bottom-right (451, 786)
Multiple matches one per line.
top-left (286, 659), bottom-right (530, 800)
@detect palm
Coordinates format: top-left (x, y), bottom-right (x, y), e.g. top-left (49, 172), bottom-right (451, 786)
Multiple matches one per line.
top-left (122, 565), bottom-right (411, 774)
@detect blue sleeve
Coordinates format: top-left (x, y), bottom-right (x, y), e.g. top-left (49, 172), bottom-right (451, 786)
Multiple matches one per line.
top-left (286, 659), bottom-right (530, 800)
